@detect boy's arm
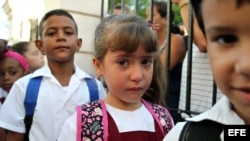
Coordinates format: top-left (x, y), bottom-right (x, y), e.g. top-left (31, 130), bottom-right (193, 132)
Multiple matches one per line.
top-left (172, 0), bottom-right (207, 52)
top-left (6, 131), bottom-right (24, 141)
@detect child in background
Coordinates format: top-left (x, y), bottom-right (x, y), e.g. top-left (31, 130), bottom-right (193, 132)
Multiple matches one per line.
top-left (0, 38), bottom-right (8, 108)
top-left (57, 14), bottom-right (173, 141)
top-left (0, 9), bottom-right (106, 141)
top-left (112, 3), bottom-right (133, 15)
top-left (0, 39), bottom-right (9, 141)
top-left (11, 41), bottom-right (44, 73)
top-left (0, 50), bottom-right (29, 93)
top-left (0, 39), bottom-right (8, 54)
top-left (164, 0), bottom-right (250, 140)
top-left (0, 50), bottom-right (29, 141)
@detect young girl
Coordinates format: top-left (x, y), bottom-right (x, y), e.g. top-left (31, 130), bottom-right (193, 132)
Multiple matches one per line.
top-left (57, 14), bottom-right (174, 141)
top-left (0, 50), bottom-right (29, 93)
top-left (0, 50), bottom-right (29, 141)
top-left (164, 0), bottom-right (250, 140)
top-left (11, 41), bottom-right (44, 73)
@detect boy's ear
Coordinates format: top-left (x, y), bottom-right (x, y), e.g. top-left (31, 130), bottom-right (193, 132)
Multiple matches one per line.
top-left (35, 39), bottom-right (45, 54)
top-left (76, 38), bottom-right (82, 51)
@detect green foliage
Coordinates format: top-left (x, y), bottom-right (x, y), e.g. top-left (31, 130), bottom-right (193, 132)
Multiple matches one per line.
top-left (172, 4), bottom-right (183, 25)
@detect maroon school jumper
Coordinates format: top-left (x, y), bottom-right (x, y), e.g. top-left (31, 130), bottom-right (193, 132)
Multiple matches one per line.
top-left (76, 99), bottom-right (173, 141)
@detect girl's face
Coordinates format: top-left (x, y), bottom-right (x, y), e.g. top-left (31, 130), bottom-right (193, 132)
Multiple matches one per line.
top-left (24, 42), bottom-right (44, 72)
top-left (94, 46), bottom-right (154, 110)
top-left (36, 15), bottom-right (82, 63)
top-left (202, 0), bottom-right (250, 123)
top-left (0, 57), bottom-right (26, 92)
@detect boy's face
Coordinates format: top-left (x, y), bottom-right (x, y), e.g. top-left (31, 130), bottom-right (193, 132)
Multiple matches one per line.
top-left (36, 15), bottom-right (82, 63)
top-left (202, 0), bottom-right (250, 121)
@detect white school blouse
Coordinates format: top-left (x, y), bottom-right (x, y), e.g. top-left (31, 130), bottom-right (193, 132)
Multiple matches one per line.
top-left (0, 64), bottom-right (107, 141)
top-left (57, 103), bottom-right (155, 141)
top-left (0, 88), bottom-right (7, 109)
top-left (163, 96), bottom-right (245, 141)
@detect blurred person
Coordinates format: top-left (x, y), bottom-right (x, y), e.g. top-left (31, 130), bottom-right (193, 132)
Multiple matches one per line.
top-left (0, 50), bottom-right (29, 93)
top-left (0, 39), bottom-right (7, 54)
top-left (112, 3), bottom-right (132, 15)
top-left (0, 38), bottom-right (8, 108)
top-left (0, 50), bottom-right (29, 141)
top-left (146, 1), bottom-right (186, 123)
top-left (11, 41), bottom-right (44, 73)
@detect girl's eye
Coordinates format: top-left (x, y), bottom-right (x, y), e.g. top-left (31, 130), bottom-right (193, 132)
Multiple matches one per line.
top-left (9, 71), bottom-right (16, 76)
top-left (216, 35), bottom-right (237, 44)
top-left (117, 60), bottom-right (128, 66)
top-left (142, 59), bottom-right (153, 65)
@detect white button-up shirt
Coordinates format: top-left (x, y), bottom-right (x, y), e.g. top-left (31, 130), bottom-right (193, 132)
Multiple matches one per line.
top-left (0, 64), bottom-right (107, 141)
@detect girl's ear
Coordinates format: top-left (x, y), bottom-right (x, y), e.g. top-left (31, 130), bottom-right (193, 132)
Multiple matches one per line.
top-left (35, 40), bottom-right (45, 54)
top-left (92, 57), bottom-right (103, 76)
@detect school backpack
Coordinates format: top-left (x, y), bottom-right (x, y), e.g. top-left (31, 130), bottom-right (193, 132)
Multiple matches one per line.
top-left (76, 99), bottom-right (173, 141)
top-left (179, 120), bottom-right (224, 141)
top-left (23, 76), bottom-right (99, 141)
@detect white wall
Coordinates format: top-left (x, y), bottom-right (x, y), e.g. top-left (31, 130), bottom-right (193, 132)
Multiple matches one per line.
top-left (2, 0), bottom-right (109, 75)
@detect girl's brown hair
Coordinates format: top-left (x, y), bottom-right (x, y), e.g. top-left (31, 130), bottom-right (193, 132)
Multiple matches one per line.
top-left (94, 14), bottom-right (166, 104)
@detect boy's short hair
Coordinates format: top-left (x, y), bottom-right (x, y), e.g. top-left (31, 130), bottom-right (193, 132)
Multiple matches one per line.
top-left (190, 0), bottom-right (248, 34)
top-left (38, 9), bottom-right (78, 38)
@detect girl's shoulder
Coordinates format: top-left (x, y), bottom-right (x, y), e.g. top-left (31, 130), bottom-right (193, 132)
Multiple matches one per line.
top-left (143, 100), bottom-right (174, 132)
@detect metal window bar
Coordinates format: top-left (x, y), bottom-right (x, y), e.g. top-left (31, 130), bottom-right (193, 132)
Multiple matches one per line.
top-left (165, 0), bottom-right (172, 98)
top-left (185, 3), bottom-right (193, 114)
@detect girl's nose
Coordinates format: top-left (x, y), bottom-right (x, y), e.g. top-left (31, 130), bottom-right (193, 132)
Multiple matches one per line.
top-left (3, 73), bottom-right (10, 81)
top-left (130, 65), bottom-right (143, 82)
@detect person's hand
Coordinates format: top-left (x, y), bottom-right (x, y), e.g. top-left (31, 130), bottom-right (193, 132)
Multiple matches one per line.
top-left (149, 21), bottom-right (160, 32)
top-left (172, 0), bottom-right (188, 6)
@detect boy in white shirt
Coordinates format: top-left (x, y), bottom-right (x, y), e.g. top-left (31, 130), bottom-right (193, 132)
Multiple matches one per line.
top-left (164, 0), bottom-right (250, 140)
top-left (0, 9), bottom-right (106, 141)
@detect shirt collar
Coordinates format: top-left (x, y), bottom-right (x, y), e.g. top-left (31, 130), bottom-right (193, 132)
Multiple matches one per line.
top-left (187, 96), bottom-right (245, 125)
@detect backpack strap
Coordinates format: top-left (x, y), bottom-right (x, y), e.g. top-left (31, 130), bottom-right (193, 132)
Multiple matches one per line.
top-left (142, 99), bottom-right (173, 133)
top-left (24, 76), bottom-right (43, 141)
top-left (179, 120), bottom-right (224, 141)
top-left (85, 77), bottom-right (99, 102)
top-left (23, 76), bottom-right (99, 141)
top-left (76, 100), bottom-right (106, 141)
